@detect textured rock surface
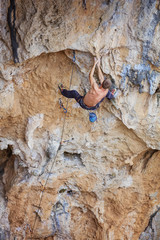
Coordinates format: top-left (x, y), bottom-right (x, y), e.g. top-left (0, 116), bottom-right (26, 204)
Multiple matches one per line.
top-left (140, 208), bottom-right (160, 240)
top-left (0, 0), bottom-right (160, 239)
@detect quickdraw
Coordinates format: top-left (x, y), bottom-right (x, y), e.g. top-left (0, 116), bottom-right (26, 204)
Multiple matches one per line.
top-left (72, 50), bottom-right (76, 63)
top-left (59, 98), bottom-right (67, 113)
top-left (24, 224), bottom-right (32, 232)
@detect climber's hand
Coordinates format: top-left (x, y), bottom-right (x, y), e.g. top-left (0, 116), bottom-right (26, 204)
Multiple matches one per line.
top-left (94, 57), bottom-right (98, 65)
top-left (97, 56), bottom-right (100, 67)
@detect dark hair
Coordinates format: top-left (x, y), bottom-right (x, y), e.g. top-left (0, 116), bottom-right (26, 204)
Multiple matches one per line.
top-left (102, 79), bottom-right (112, 89)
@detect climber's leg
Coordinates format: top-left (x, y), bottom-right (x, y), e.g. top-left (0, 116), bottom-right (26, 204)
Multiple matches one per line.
top-left (59, 84), bottom-right (82, 101)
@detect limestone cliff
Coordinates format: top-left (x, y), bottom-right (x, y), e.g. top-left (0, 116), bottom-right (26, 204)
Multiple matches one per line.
top-left (0, 0), bottom-right (160, 239)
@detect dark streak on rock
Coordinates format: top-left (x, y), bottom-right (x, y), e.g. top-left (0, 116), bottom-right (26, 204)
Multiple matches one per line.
top-left (0, 227), bottom-right (10, 240)
top-left (142, 149), bottom-right (158, 171)
top-left (147, 208), bottom-right (160, 229)
top-left (82, 0), bottom-right (87, 10)
top-left (139, 209), bottom-right (160, 239)
top-left (7, 0), bottom-right (19, 63)
top-left (139, 0), bottom-right (160, 66)
top-left (121, 63), bottom-right (159, 94)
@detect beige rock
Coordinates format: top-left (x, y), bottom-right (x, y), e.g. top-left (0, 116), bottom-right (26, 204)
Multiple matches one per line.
top-left (25, 113), bottom-right (44, 149)
top-left (0, 0), bottom-right (160, 239)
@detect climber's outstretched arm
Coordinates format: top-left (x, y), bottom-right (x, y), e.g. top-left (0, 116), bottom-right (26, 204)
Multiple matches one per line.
top-left (89, 57), bottom-right (98, 87)
top-left (97, 57), bottom-right (104, 84)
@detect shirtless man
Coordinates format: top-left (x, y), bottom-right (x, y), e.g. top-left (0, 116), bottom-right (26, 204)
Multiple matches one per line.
top-left (58, 57), bottom-right (116, 110)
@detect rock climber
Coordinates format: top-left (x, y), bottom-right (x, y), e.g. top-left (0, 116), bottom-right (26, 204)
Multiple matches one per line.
top-left (58, 57), bottom-right (117, 111)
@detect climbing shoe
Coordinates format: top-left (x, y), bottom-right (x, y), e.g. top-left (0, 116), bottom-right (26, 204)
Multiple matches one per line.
top-left (58, 83), bottom-right (64, 93)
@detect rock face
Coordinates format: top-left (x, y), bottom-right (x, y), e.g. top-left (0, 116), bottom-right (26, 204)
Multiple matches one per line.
top-left (0, 0), bottom-right (160, 239)
top-left (140, 208), bottom-right (160, 240)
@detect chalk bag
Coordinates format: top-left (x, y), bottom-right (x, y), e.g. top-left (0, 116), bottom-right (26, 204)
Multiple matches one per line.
top-left (89, 112), bottom-right (97, 123)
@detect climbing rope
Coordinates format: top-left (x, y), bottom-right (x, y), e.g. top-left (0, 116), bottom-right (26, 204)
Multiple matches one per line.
top-left (30, 51), bottom-right (76, 238)
top-left (58, 52), bottom-right (75, 148)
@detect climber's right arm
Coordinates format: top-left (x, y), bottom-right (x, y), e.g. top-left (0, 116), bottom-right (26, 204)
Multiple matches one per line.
top-left (89, 57), bottom-right (98, 88)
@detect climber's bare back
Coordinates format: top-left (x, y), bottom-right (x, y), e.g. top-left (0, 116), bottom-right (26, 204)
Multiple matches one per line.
top-left (83, 86), bottom-right (108, 107)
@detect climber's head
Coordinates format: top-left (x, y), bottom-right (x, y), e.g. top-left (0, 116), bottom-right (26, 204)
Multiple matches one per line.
top-left (102, 78), bottom-right (112, 89)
